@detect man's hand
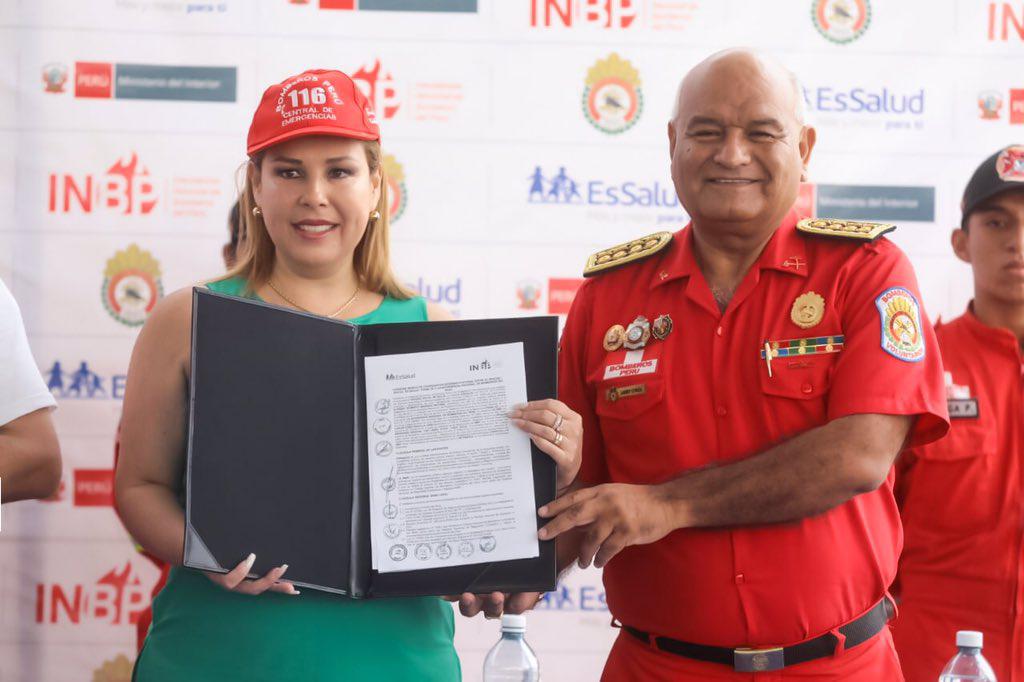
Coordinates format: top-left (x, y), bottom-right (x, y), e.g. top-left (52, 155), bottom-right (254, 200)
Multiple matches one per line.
top-left (537, 483), bottom-right (676, 569)
top-left (444, 591), bottom-right (544, 619)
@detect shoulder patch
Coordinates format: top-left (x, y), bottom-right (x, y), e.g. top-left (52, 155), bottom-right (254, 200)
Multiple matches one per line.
top-left (797, 217), bottom-right (896, 241)
top-left (876, 287), bottom-right (925, 362)
top-left (584, 232), bottom-right (673, 278)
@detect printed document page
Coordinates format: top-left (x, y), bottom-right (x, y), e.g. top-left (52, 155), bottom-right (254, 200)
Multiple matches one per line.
top-left (364, 342), bottom-right (539, 573)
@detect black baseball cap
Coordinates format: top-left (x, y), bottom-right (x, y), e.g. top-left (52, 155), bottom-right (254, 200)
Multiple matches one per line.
top-left (961, 145), bottom-right (1024, 227)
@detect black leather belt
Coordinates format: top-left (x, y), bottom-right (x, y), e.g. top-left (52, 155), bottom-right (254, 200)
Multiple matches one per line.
top-left (622, 598), bottom-right (894, 673)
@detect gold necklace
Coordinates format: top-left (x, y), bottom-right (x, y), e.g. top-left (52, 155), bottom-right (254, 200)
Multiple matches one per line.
top-left (267, 280), bottom-right (360, 319)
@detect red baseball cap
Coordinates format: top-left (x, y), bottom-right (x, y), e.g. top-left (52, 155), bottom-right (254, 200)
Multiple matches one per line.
top-left (246, 69), bottom-right (381, 156)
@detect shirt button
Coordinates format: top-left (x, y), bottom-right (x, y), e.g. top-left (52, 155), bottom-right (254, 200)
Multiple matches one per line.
top-left (716, 326), bottom-right (723, 336)
top-left (735, 573), bottom-right (745, 584)
top-left (801, 382), bottom-right (813, 394)
top-left (715, 405), bottom-right (728, 417)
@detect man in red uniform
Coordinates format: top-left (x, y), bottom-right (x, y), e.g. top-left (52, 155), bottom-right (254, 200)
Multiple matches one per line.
top-left (893, 145), bottom-right (1024, 682)
top-left (540, 49), bottom-right (949, 680)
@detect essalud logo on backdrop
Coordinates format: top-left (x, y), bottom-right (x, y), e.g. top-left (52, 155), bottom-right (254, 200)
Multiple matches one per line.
top-left (582, 53), bottom-right (642, 135)
top-left (812, 0), bottom-right (871, 44)
top-left (527, 166), bottom-right (679, 209)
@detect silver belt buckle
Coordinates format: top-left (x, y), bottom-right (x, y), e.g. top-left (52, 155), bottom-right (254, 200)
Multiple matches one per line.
top-left (734, 647), bottom-right (785, 672)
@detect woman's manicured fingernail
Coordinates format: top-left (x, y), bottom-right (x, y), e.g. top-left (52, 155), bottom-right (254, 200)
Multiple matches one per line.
top-left (538, 505), bottom-right (548, 515)
top-left (245, 553), bottom-right (256, 567)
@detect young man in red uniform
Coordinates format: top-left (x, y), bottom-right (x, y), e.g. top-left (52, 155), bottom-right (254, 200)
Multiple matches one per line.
top-left (893, 146), bottom-right (1024, 682)
top-left (540, 49), bottom-right (949, 680)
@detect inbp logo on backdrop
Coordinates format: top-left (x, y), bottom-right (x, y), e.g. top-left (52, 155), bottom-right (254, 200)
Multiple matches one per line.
top-left (42, 62), bottom-right (236, 102)
top-left (36, 560), bottom-right (153, 625)
top-left (988, 2), bottom-right (1024, 41)
top-left (529, 0), bottom-right (704, 31)
top-left (49, 153), bottom-right (158, 215)
top-left (352, 59), bottom-right (400, 120)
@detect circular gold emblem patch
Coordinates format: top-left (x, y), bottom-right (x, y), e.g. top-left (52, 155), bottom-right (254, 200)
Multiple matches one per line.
top-left (791, 291), bottom-right (825, 329)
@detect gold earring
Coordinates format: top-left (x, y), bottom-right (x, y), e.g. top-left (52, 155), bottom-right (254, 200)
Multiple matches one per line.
top-left (252, 206), bottom-right (262, 217)
top-left (369, 210), bottom-right (381, 222)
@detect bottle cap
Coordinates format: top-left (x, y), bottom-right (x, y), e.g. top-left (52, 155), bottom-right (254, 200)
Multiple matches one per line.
top-left (501, 614), bottom-right (526, 632)
top-left (957, 630), bottom-right (983, 648)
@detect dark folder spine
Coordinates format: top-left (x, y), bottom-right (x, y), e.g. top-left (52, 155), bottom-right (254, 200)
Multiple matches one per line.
top-left (348, 328), bottom-right (371, 598)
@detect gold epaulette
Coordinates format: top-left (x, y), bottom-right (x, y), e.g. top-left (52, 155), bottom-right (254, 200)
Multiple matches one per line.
top-left (796, 218), bottom-right (896, 241)
top-left (583, 231), bottom-right (673, 277)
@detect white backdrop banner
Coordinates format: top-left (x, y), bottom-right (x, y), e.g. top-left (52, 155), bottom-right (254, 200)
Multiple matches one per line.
top-left (2, 1), bottom-right (1021, 680)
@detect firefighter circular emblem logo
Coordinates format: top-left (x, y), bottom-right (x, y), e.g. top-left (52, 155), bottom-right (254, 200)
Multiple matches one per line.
top-left (102, 244), bottom-right (163, 327)
top-left (876, 287), bottom-right (924, 362)
top-left (583, 53), bottom-right (643, 135)
top-left (996, 146), bottom-right (1024, 182)
top-left (812, 0), bottom-right (871, 44)
top-left (383, 153), bottom-right (407, 222)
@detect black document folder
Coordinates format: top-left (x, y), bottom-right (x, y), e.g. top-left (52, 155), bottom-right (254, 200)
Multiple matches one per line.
top-left (184, 287), bottom-right (558, 598)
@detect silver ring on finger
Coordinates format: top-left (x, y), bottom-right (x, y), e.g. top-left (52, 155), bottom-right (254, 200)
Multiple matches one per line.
top-left (553, 431), bottom-right (564, 446)
top-left (553, 413), bottom-right (565, 433)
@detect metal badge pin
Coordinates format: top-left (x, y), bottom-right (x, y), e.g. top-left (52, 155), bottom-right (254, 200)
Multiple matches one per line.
top-left (652, 314), bottom-right (673, 341)
top-left (764, 341), bottom-right (774, 378)
top-left (603, 324), bottom-right (626, 352)
top-left (623, 316), bottom-right (651, 350)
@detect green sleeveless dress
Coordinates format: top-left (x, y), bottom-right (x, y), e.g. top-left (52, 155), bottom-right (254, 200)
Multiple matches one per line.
top-left (133, 277), bottom-right (460, 682)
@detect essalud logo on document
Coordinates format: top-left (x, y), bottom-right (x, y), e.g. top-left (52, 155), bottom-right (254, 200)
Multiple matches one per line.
top-left (812, 0), bottom-right (871, 44)
top-left (582, 52), bottom-right (643, 134)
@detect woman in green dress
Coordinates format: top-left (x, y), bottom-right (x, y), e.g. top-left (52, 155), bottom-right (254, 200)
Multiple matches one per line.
top-left (115, 69), bottom-right (584, 681)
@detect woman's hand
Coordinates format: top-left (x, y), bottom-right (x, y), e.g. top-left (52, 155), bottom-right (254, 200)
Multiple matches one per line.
top-left (204, 553), bottom-right (300, 596)
top-left (509, 399), bottom-right (583, 493)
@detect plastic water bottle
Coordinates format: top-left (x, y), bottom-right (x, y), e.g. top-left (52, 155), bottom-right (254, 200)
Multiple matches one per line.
top-left (482, 614), bottom-right (539, 681)
top-left (939, 631), bottom-right (997, 681)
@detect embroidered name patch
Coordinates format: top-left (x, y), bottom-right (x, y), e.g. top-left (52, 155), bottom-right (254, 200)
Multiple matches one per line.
top-left (876, 287), bottom-right (925, 362)
top-left (606, 384), bottom-right (646, 402)
top-left (948, 398), bottom-right (979, 419)
top-left (604, 358), bottom-right (658, 380)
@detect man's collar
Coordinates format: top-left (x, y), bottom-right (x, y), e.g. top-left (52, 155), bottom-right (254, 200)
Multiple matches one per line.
top-left (650, 211), bottom-right (807, 290)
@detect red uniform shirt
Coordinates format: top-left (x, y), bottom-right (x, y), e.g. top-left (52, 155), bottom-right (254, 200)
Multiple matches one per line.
top-left (894, 309), bottom-right (1024, 682)
top-left (558, 214), bottom-right (948, 650)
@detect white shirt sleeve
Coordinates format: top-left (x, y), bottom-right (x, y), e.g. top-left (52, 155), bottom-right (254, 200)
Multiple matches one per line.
top-left (0, 276), bottom-right (56, 427)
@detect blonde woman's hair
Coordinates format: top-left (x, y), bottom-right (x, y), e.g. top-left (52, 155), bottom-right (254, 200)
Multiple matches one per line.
top-left (219, 140), bottom-right (412, 299)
